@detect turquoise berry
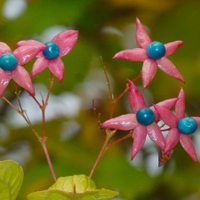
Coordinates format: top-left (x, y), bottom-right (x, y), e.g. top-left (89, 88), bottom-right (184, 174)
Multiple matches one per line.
top-left (42, 42), bottom-right (60, 59)
top-left (0, 53), bottom-right (18, 71)
top-left (177, 117), bottom-right (198, 135)
top-left (136, 107), bottom-right (156, 126)
top-left (147, 41), bottom-right (166, 59)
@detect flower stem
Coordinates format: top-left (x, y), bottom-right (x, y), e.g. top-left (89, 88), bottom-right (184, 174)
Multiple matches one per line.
top-left (107, 131), bottom-right (132, 147)
top-left (101, 56), bottom-right (114, 100)
top-left (39, 136), bottom-right (57, 181)
top-left (3, 93), bottom-right (57, 181)
top-left (109, 73), bottom-right (142, 118)
top-left (109, 84), bottom-right (128, 118)
top-left (89, 129), bottom-right (116, 178)
top-left (3, 75), bottom-right (57, 182)
top-left (29, 73), bottom-right (56, 181)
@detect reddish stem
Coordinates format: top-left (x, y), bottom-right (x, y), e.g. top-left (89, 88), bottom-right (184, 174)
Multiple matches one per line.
top-left (107, 131), bottom-right (132, 147)
top-left (109, 73), bottom-right (142, 118)
top-left (89, 129), bottom-right (116, 178)
top-left (40, 136), bottom-right (57, 181)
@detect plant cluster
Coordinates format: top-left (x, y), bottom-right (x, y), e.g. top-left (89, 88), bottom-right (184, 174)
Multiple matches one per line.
top-left (101, 18), bottom-right (200, 166)
top-left (0, 18), bottom-right (199, 199)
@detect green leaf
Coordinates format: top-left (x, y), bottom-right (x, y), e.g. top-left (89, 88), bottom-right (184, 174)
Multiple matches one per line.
top-left (48, 175), bottom-right (96, 192)
top-left (27, 175), bottom-right (118, 200)
top-left (0, 160), bottom-right (24, 200)
top-left (28, 189), bottom-right (118, 200)
top-left (75, 189), bottom-right (119, 200)
top-left (26, 190), bottom-right (71, 200)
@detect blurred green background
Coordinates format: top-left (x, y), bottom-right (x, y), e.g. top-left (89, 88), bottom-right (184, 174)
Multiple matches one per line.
top-left (1, 0), bottom-right (200, 199)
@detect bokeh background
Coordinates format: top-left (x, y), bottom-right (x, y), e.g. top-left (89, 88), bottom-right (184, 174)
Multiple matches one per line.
top-left (0, 0), bottom-right (200, 199)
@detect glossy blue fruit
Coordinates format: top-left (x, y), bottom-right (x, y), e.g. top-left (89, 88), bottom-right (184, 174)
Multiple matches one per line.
top-left (147, 41), bottom-right (166, 59)
top-left (0, 53), bottom-right (18, 71)
top-left (178, 117), bottom-right (198, 135)
top-left (42, 42), bottom-right (60, 59)
top-left (136, 107), bottom-right (156, 126)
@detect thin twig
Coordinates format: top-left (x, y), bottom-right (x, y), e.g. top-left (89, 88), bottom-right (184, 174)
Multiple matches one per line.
top-left (40, 137), bottom-right (57, 181)
top-left (3, 74), bottom-right (57, 182)
top-left (107, 131), bottom-right (132, 147)
top-left (89, 129), bottom-right (116, 178)
top-left (30, 73), bottom-right (54, 138)
top-left (109, 73), bottom-right (142, 118)
top-left (3, 93), bottom-right (41, 139)
top-left (29, 73), bottom-right (56, 180)
top-left (100, 56), bottom-right (114, 100)
top-left (92, 99), bottom-right (101, 125)
top-left (110, 83), bottom-right (129, 118)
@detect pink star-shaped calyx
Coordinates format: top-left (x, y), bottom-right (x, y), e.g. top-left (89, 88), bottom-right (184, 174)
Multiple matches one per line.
top-left (154, 88), bottom-right (200, 162)
top-left (0, 42), bottom-right (46, 97)
top-left (17, 30), bottom-right (78, 82)
top-left (113, 18), bottom-right (184, 88)
top-left (101, 80), bottom-right (177, 160)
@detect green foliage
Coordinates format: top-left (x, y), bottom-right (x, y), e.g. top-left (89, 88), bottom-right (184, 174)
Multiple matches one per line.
top-left (0, 161), bottom-right (118, 200)
top-left (0, 160), bottom-right (23, 200)
top-left (27, 175), bottom-right (118, 200)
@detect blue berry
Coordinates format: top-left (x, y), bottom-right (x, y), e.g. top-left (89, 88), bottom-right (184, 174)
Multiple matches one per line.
top-left (136, 107), bottom-right (156, 126)
top-left (42, 42), bottom-right (60, 59)
top-left (147, 41), bottom-right (166, 59)
top-left (178, 117), bottom-right (198, 135)
top-left (0, 53), bottom-right (18, 71)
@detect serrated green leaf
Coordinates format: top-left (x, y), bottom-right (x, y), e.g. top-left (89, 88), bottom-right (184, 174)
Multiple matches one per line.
top-left (0, 160), bottom-right (23, 200)
top-left (28, 175), bottom-right (118, 200)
